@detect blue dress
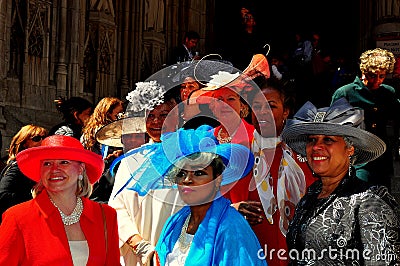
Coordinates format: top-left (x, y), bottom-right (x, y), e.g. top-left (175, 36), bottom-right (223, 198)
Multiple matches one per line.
top-left (156, 196), bottom-right (268, 266)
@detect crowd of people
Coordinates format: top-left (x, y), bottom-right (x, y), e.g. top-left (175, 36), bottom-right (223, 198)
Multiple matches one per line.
top-left (0, 24), bottom-right (400, 265)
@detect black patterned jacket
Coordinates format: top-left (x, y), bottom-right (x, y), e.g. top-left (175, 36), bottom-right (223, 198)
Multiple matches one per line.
top-left (287, 171), bottom-right (400, 265)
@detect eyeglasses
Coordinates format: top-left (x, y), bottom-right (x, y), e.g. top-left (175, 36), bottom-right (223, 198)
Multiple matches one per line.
top-left (31, 135), bottom-right (46, 142)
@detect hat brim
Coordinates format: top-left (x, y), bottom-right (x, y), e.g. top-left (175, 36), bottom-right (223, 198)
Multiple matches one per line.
top-left (170, 142), bottom-right (254, 186)
top-left (127, 140), bottom-right (254, 196)
top-left (17, 146), bottom-right (104, 183)
top-left (96, 117), bottom-right (146, 148)
top-left (281, 122), bottom-right (386, 165)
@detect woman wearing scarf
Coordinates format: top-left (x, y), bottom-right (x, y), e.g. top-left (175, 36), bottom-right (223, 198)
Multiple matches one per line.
top-left (237, 78), bottom-right (315, 265)
top-left (128, 126), bottom-right (267, 266)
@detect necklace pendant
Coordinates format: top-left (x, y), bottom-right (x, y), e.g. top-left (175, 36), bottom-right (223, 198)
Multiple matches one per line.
top-left (217, 128), bottom-right (232, 144)
top-left (178, 213), bottom-right (192, 252)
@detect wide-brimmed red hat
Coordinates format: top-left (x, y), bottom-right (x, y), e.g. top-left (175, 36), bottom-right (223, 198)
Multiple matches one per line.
top-left (16, 135), bottom-right (104, 183)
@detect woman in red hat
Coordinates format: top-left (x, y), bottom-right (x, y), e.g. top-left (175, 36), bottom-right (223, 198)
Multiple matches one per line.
top-left (0, 135), bottom-right (121, 265)
top-left (197, 71), bottom-right (255, 203)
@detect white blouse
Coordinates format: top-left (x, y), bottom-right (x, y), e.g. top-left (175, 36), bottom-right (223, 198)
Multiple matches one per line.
top-left (69, 240), bottom-right (89, 266)
top-left (165, 233), bottom-right (194, 265)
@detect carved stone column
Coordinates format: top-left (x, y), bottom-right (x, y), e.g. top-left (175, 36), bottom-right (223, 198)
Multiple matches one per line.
top-left (119, 0), bottom-right (130, 94)
top-left (0, 0), bottom-right (6, 79)
top-left (69, 0), bottom-right (82, 97)
top-left (56, 0), bottom-right (68, 95)
top-left (85, 0), bottom-right (116, 100)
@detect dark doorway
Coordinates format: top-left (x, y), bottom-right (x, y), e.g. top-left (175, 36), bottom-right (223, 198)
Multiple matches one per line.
top-left (213, 0), bottom-right (359, 63)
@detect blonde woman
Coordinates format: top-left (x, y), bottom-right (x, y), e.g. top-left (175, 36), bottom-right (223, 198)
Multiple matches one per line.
top-left (0, 135), bottom-right (120, 265)
top-left (331, 48), bottom-right (400, 189)
top-left (0, 125), bottom-right (48, 222)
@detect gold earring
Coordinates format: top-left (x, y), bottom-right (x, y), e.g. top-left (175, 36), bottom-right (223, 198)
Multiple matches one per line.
top-left (240, 105), bottom-right (249, 118)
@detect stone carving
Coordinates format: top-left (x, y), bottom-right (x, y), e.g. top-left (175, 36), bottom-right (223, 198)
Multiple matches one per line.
top-left (377, 0), bottom-right (400, 18)
top-left (145, 0), bottom-right (165, 32)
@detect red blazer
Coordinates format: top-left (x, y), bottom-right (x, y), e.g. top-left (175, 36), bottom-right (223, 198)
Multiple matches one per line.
top-left (0, 190), bottom-right (121, 265)
top-left (218, 119), bottom-right (255, 202)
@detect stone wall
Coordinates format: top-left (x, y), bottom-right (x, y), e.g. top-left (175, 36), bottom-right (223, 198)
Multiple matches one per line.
top-left (0, 0), bottom-right (211, 158)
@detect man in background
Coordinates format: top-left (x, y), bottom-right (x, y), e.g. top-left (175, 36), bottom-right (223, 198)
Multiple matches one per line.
top-left (169, 30), bottom-right (201, 64)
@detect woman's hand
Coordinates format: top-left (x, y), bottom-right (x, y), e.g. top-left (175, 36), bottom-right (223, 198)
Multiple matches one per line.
top-left (128, 235), bottom-right (155, 265)
top-left (104, 150), bottom-right (123, 162)
top-left (232, 201), bottom-right (264, 225)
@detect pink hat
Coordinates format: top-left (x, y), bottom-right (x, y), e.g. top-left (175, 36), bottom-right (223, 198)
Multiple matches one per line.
top-left (16, 135), bottom-right (104, 184)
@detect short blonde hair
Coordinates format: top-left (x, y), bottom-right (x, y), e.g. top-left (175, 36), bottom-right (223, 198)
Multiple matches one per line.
top-left (359, 48), bottom-right (395, 74)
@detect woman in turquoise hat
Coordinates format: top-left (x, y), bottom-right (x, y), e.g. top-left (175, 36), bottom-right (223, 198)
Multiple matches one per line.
top-left (128, 125), bottom-right (267, 266)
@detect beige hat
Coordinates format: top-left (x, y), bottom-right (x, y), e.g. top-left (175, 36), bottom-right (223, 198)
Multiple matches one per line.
top-left (96, 116), bottom-right (146, 148)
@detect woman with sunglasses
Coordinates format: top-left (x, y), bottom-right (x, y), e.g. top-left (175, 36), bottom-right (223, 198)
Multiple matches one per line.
top-left (127, 126), bottom-right (266, 265)
top-left (0, 124), bottom-right (48, 222)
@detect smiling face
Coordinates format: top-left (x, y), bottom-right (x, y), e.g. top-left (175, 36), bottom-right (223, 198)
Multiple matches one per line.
top-left (209, 87), bottom-right (242, 124)
top-left (145, 100), bottom-right (178, 142)
top-left (251, 88), bottom-right (289, 137)
top-left (306, 135), bottom-right (354, 180)
top-left (40, 159), bottom-right (84, 195)
top-left (180, 77), bottom-right (200, 102)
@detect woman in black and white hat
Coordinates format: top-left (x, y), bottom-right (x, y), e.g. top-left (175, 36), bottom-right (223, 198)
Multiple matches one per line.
top-left (281, 97), bottom-right (400, 265)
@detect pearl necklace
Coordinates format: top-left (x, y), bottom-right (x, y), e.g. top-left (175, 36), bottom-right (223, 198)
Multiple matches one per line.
top-left (178, 213), bottom-right (192, 252)
top-left (49, 196), bottom-right (83, 226)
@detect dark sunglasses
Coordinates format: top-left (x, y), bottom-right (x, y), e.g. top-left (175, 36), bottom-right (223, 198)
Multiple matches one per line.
top-left (31, 135), bottom-right (46, 142)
